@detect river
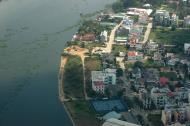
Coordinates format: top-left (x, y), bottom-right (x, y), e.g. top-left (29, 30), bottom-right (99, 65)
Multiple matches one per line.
top-left (0, 0), bottom-right (115, 125)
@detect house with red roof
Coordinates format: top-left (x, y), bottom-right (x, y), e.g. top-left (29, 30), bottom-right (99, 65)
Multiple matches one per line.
top-left (159, 77), bottom-right (169, 86)
top-left (127, 51), bottom-right (143, 61)
top-left (73, 33), bottom-right (96, 42)
top-left (91, 69), bottom-right (116, 93)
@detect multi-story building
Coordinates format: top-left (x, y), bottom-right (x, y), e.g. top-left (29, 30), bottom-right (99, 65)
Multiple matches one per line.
top-left (171, 13), bottom-right (178, 26)
top-left (154, 10), bottom-right (170, 26)
top-left (184, 43), bottom-right (190, 55)
top-left (151, 87), bottom-right (170, 108)
top-left (162, 104), bottom-right (190, 126)
top-left (174, 88), bottom-right (190, 102)
top-left (100, 30), bottom-right (108, 42)
top-left (127, 51), bottom-right (143, 61)
top-left (91, 69), bottom-right (116, 93)
top-left (153, 52), bottom-right (162, 61)
top-left (184, 15), bottom-right (190, 27)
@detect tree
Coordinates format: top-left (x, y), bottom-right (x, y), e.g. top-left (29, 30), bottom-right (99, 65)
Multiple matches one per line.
top-left (80, 42), bottom-right (85, 48)
top-left (112, 1), bottom-right (124, 13)
top-left (116, 68), bottom-right (123, 77)
top-left (171, 24), bottom-right (176, 31)
top-left (117, 89), bottom-right (125, 97)
top-left (105, 88), bottom-right (111, 98)
top-left (125, 97), bottom-right (134, 109)
top-left (133, 61), bottom-right (143, 69)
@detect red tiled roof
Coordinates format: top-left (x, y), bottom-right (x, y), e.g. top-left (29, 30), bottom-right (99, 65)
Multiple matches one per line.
top-left (82, 33), bottom-right (95, 41)
top-left (159, 77), bottom-right (169, 86)
top-left (128, 51), bottom-right (137, 57)
top-left (129, 38), bottom-right (137, 44)
top-left (73, 33), bottom-right (95, 41)
top-left (167, 91), bottom-right (174, 97)
top-left (94, 81), bottom-right (104, 86)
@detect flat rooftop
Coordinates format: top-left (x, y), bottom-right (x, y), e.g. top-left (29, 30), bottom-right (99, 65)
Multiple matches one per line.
top-left (91, 99), bottom-right (127, 113)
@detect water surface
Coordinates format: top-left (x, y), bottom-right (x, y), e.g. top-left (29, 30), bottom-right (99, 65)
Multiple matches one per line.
top-left (0, 0), bottom-right (115, 125)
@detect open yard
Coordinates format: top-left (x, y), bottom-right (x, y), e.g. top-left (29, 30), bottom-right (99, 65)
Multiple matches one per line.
top-left (147, 113), bottom-right (163, 126)
top-left (65, 101), bottom-right (101, 126)
top-left (112, 45), bottom-right (127, 56)
top-left (160, 72), bottom-right (178, 81)
top-left (149, 28), bottom-right (190, 52)
top-left (63, 55), bottom-right (84, 99)
top-left (84, 56), bottom-right (102, 97)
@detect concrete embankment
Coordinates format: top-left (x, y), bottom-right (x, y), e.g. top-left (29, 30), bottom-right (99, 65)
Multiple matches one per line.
top-left (58, 56), bottom-right (67, 102)
top-left (58, 56), bottom-right (75, 126)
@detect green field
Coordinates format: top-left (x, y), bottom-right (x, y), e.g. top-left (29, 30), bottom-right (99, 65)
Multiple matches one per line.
top-left (64, 55), bottom-right (84, 99)
top-left (112, 45), bottom-right (127, 56)
top-left (149, 28), bottom-right (190, 52)
top-left (65, 101), bottom-right (101, 126)
top-left (84, 57), bottom-right (102, 97)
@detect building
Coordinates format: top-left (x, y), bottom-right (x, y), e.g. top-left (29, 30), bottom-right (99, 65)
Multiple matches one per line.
top-left (132, 67), bottom-right (141, 79)
top-left (129, 25), bottom-right (143, 39)
top-left (151, 87), bottom-right (170, 108)
top-left (102, 118), bottom-right (141, 126)
top-left (167, 58), bottom-right (179, 66)
top-left (123, 17), bottom-right (134, 28)
top-left (171, 13), bottom-right (178, 26)
top-left (153, 52), bottom-right (162, 61)
top-left (91, 69), bottom-right (116, 93)
top-left (145, 41), bottom-right (159, 53)
top-left (73, 33), bottom-right (96, 42)
top-left (161, 104), bottom-right (190, 126)
top-left (184, 43), bottom-right (190, 55)
top-left (115, 36), bottom-right (128, 44)
top-left (154, 10), bottom-right (170, 26)
top-left (102, 111), bottom-right (122, 121)
top-left (138, 13), bottom-right (148, 24)
top-left (159, 77), bottom-right (169, 86)
top-left (126, 8), bottom-right (153, 16)
top-left (104, 69), bottom-right (117, 85)
top-left (128, 37), bottom-right (138, 47)
top-left (174, 88), bottom-right (190, 101)
top-left (100, 30), bottom-right (108, 42)
top-left (144, 68), bottom-right (159, 84)
top-left (184, 15), bottom-right (190, 27)
top-left (91, 71), bottom-right (105, 93)
top-left (127, 51), bottom-right (143, 61)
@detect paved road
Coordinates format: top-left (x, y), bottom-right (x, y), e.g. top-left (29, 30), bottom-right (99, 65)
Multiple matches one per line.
top-left (142, 22), bottom-right (152, 44)
top-left (92, 20), bottom-right (123, 54)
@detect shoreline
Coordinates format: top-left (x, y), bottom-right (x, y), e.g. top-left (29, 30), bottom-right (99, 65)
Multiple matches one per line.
top-left (58, 55), bottom-right (75, 126)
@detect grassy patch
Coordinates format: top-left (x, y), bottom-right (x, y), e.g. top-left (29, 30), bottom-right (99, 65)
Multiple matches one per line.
top-left (112, 45), bottom-right (127, 56)
top-left (143, 59), bottom-right (163, 68)
top-left (84, 57), bottom-right (102, 97)
top-left (85, 42), bottom-right (105, 49)
top-left (149, 28), bottom-right (190, 53)
top-left (64, 55), bottom-right (84, 99)
top-left (65, 101), bottom-right (101, 126)
top-left (85, 57), bottom-right (102, 71)
top-left (160, 72), bottom-right (177, 81)
top-left (147, 114), bottom-right (163, 126)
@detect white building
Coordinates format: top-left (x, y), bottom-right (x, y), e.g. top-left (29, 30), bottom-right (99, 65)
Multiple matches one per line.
top-left (184, 15), bottom-right (190, 27)
top-left (162, 104), bottom-right (190, 126)
top-left (91, 71), bottom-right (105, 93)
top-left (127, 8), bottom-right (153, 16)
top-left (100, 30), bottom-right (108, 42)
top-left (184, 43), bottom-right (190, 54)
top-left (102, 118), bottom-right (141, 126)
top-left (91, 69), bottom-right (116, 93)
top-left (151, 87), bottom-right (170, 108)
